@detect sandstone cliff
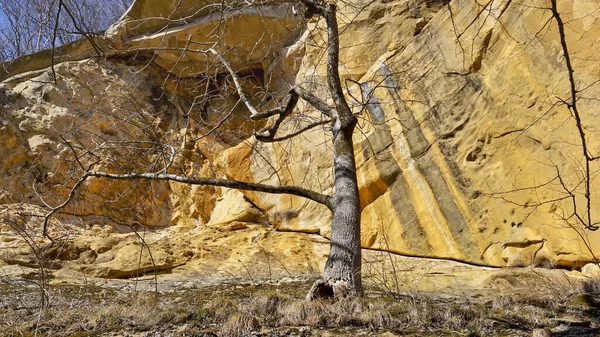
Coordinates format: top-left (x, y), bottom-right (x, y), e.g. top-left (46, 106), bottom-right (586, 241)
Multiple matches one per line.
top-left (1, 0), bottom-right (600, 279)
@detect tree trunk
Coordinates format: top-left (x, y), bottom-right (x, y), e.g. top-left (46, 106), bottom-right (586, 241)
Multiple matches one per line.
top-left (325, 118), bottom-right (363, 297)
top-left (307, 2), bottom-right (363, 299)
top-left (306, 116), bottom-right (362, 300)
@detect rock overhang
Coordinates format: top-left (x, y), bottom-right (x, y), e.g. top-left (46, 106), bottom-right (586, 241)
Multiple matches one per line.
top-left (0, 0), bottom-right (306, 82)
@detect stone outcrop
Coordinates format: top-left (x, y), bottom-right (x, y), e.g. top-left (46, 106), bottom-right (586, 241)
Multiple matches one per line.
top-left (1, 0), bottom-right (600, 279)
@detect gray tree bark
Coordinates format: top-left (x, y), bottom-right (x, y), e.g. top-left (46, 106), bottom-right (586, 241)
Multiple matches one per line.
top-left (321, 120), bottom-right (362, 298)
top-left (305, 1), bottom-right (363, 299)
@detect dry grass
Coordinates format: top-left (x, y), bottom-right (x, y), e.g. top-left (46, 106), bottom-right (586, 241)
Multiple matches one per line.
top-left (220, 312), bottom-right (258, 337)
top-left (582, 276), bottom-right (600, 294)
top-left (1, 278), bottom-right (599, 337)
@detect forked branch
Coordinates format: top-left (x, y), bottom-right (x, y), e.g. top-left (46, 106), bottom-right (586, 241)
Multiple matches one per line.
top-left (254, 90), bottom-right (299, 141)
top-left (59, 0), bottom-right (104, 57)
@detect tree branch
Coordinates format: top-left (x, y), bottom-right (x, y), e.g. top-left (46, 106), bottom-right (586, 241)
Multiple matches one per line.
top-left (292, 85), bottom-right (334, 117)
top-left (298, 0), bottom-right (327, 16)
top-left (251, 89), bottom-right (298, 121)
top-left (59, 0), bottom-right (103, 57)
top-left (208, 48), bottom-right (260, 117)
top-left (269, 119), bottom-right (331, 143)
top-left (85, 171), bottom-right (332, 209)
top-left (42, 173), bottom-right (89, 239)
top-left (50, 0), bottom-right (62, 84)
top-left (42, 170), bottom-right (334, 237)
top-left (551, 0), bottom-right (597, 231)
top-left (254, 91), bottom-right (299, 141)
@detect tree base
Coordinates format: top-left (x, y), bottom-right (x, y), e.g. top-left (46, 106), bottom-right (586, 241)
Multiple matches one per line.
top-left (306, 279), bottom-right (355, 300)
top-left (306, 279), bottom-right (333, 301)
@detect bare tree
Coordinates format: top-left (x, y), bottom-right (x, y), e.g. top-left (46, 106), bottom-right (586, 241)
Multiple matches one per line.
top-left (11, 0), bottom-right (598, 301)
top-left (24, 0), bottom-right (370, 299)
top-left (549, 0), bottom-right (600, 233)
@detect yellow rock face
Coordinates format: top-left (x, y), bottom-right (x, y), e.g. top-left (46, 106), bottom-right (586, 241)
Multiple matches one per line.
top-left (228, 0), bottom-right (600, 268)
top-left (2, 0), bottom-right (600, 279)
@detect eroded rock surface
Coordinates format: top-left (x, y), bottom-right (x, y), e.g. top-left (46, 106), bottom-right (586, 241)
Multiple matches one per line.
top-left (2, 0), bottom-right (600, 281)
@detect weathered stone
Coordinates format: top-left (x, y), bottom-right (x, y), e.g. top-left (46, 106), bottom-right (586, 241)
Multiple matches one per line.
top-left (581, 263), bottom-right (600, 278)
top-left (207, 189), bottom-right (263, 227)
top-left (2, 0), bottom-right (600, 278)
top-left (90, 237), bottom-right (122, 254)
top-left (42, 240), bottom-right (81, 261)
top-left (80, 242), bottom-right (183, 279)
top-left (277, 0), bottom-right (600, 267)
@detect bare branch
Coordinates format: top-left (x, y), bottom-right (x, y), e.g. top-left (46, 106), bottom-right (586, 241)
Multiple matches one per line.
top-left (271, 119), bottom-right (331, 142)
top-left (58, 0), bottom-right (103, 57)
top-left (41, 168), bottom-right (335, 230)
top-left (50, 0), bottom-right (62, 84)
top-left (551, 0), bottom-right (597, 230)
top-left (254, 91), bottom-right (299, 141)
top-left (208, 48), bottom-right (260, 117)
top-left (42, 173), bottom-right (89, 239)
top-left (251, 89), bottom-right (298, 121)
top-left (292, 85), bottom-right (334, 117)
top-left (298, 0), bottom-right (327, 16)
top-left (87, 171), bottom-right (334, 211)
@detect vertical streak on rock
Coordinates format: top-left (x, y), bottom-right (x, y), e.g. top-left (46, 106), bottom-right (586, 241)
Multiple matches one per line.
top-left (360, 138), bottom-right (434, 254)
top-left (375, 62), bottom-right (481, 261)
top-left (358, 81), bottom-right (434, 254)
top-left (396, 134), bottom-right (460, 256)
top-left (360, 82), bottom-right (385, 123)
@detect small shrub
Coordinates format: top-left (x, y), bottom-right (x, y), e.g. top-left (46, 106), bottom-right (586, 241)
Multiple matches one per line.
top-left (582, 277), bottom-right (600, 294)
top-left (204, 297), bottom-right (237, 322)
top-left (508, 256), bottom-right (529, 268)
top-left (330, 299), bottom-right (368, 326)
top-left (492, 295), bottom-right (514, 310)
top-left (279, 300), bottom-right (328, 326)
top-left (187, 308), bottom-right (214, 323)
top-left (361, 302), bottom-right (393, 328)
top-left (249, 293), bottom-right (285, 324)
top-left (220, 312), bottom-right (258, 337)
top-left (533, 256), bottom-right (556, 269)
